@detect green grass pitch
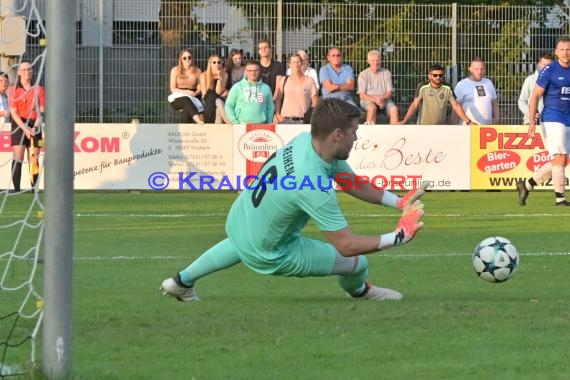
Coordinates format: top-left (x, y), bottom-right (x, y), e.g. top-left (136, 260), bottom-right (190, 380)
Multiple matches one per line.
top-left (1, 190), bottom-right (570, 379)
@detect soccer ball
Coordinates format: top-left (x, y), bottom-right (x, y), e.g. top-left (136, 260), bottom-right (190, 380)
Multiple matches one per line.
top-left (472, 236), bottom-right (519, 283)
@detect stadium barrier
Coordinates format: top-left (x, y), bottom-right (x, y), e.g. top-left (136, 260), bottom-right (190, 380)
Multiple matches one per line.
top-left (1, 123), bottom-right (567, 191)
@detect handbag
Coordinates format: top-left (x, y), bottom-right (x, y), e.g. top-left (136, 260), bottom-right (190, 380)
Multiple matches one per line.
top-left (303, 106), bottom-right (313, 124)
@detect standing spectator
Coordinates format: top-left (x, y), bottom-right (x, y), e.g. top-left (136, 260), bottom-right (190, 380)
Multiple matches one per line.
top-left (160, 98), bottom-right (427, 303)
top-left (273, 54), bottom-right (318, 124)
top-left (319, 47), bottom-right (356, 107)
top-left (453, 57), bottom-right (500, 125)
top-left (200, 55), bottom-right (230, 123)
top-left (168, 49), bottom-right (204, 124)
top-left (517, 36), bottom-right (570, 207)
top-left (257, 39), bottom-right (286, 94)
top-left (518, 53), bottom-right (553, 125)
top-left (398, 64), bottom-right (472, 125)
top-left (358, 50), bottom-right (398, 124)
top-left (8, 61), bottom-right (44, 192)
top-left (0, 72), bottom-right (10, 125)
top-left (225, 49), bottom-right (245, 91)
top-left (225, 61), bottom-right (274, 124)
top-left (286, 50), bottom-right (319, 91)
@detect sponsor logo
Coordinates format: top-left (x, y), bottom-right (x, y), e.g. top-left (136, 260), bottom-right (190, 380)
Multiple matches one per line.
top-left (477, 150), bottom-right (520, 174)
top-left (237, 130), bottom-right (283, 163)
top-left (479, 127), bottom-right (544, 150)
top-left (74, 131), bottom-right (122, 153)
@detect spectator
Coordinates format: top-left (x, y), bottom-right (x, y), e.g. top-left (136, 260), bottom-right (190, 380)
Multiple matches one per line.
top-left (8, 61), bottom-right (44, 192)
top-left (453, 57), bottom-right (500, 125)
top-left (319, 47), bottom-right (357, 107)
top-left (225, 61), bottom-right (275, 124)
top-left (225, 49), bottom-right (245, 91)
top-left (273, 54), bottom-right (318, 124)
top-left (257, 38), bottom-right (286, 94)
top-left (200, 55), bottom-right (230, 123)
top-left (517, 36), bottom-right (570, 207)
top-left (398, 64), bottom-right (472, 125)
top-left (0, 72), bottom-right (10, 125)
top-left (168, 49), bottom-right (204, 124)
top-left (286, 50), bottom-right (319, 91)
top-left (358, 50), bottom-right (398, 124)
top-left (518, 53), bottom-right (553, 125)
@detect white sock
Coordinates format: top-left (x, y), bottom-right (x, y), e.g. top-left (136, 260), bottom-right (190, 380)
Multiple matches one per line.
top-left (531, 161), bottom-right (553, 188)
top-left (552, 165), bottom-right (566, 202)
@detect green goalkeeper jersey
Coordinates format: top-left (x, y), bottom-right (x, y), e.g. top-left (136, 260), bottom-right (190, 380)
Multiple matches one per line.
top-left (225, 131), bottom-right (352, 274)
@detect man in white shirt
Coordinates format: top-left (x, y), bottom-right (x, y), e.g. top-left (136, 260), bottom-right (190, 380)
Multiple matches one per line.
top-left (453, 58), bottom-right (500, 125)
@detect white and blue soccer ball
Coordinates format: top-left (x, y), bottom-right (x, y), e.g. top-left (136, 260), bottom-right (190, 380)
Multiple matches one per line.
top-left (472, 236), bottom-right (519, 283)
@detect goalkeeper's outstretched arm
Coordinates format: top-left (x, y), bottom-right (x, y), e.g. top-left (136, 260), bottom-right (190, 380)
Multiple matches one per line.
top-left (323, 201), bottom-right (425, 257)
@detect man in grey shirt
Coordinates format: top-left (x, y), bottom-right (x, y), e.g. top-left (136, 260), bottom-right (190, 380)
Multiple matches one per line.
top-left (358, 50), bottom-right (399, 124)
top-left (518, 53), bottom-right (553, 124)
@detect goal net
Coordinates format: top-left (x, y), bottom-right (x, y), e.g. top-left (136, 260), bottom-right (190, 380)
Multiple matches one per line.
top-left (0, 192), bottom-right (45, 376)
top-left (0, 0), bottom-right (47, 375)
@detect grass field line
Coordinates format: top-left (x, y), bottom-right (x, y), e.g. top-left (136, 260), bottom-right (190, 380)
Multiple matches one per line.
top-left (345, 211), bottom-right (570, 219)
top-left (73, 212), bottom-right (570, 218)
top-left (75, 213), bottom-right (202, 218)
top-left (63, 251), bottom-right (570, 261)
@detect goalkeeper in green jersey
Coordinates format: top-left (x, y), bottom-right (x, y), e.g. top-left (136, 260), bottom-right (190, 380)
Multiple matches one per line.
top-left (161, 98), bottom-right (427, 301)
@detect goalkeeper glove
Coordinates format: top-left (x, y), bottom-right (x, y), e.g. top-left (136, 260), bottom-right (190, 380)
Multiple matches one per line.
top-left (378, 200), bottom-right (425, 249)
top-left (396, 181), bottom-right (429, 210)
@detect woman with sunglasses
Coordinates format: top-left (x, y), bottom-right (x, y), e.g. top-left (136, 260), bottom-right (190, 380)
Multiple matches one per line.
top-left (398, 64), bottom-right (472, 125)
top-left (199, 55), bottom-right (230, 123)
top-left (168, 49), bottom-right (204, 124)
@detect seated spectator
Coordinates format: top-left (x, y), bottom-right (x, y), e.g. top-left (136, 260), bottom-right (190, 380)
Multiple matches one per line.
top-left (168, 49), bottom-right (204, 124)
top-left (358, 50), bottom-right (398, 124)
top-left (225, 61), bottom-right (275, 124)
top-left (398, 64), bottom-right (472, 125)
top-left (225, 49), bottom-right (245, 91)
top-left (200, 55), bottom-right (230, 123)
top-left (274, 54), bottom-right (318, 124)
top-left (286, 50), bottom-right (319, 91)
top-left (319, 47), bottom-right (356, 106)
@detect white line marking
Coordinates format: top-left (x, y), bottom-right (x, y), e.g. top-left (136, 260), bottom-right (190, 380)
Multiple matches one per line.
top-left (73, 212), bottom-right (570, 218)
top-left (75, 213), bottom-right (218, 218)
top-left (70, 252), bottom-right (570, 261)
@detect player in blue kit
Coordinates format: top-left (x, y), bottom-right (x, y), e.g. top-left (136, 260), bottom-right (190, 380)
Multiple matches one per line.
top-left (161, 98), bottom-right (427, 301)
top-left (518, 36), bottom-right (570, 206)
